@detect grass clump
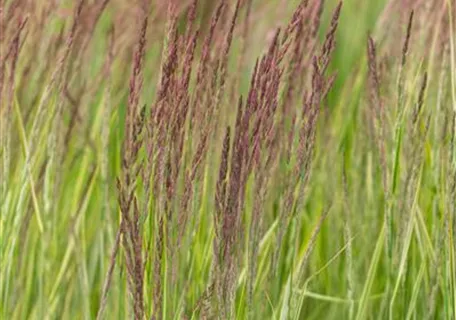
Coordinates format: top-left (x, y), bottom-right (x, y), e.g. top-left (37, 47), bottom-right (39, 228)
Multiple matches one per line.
top-left (1, 0), bottom-right (456, 319)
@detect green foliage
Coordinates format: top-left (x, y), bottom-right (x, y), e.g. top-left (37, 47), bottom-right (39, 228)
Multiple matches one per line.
top-left (1, 0), bottom-right (455, 319)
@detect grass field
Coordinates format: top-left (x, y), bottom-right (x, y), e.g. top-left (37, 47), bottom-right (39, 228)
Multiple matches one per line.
top-left (1, 0), bottom-right (456, 319)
